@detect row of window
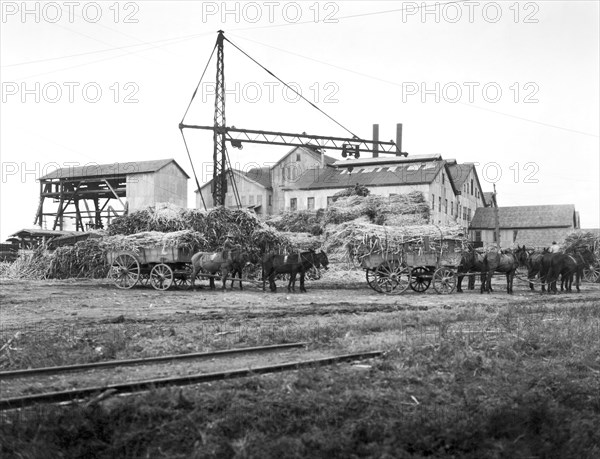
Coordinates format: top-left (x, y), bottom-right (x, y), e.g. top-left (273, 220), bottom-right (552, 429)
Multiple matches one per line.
top-left (289, 196), bottom-right (336, 211)
top-left (431, 193), bottom-right (471, 221)
top-left (227, 194), bottom-right (272, 207)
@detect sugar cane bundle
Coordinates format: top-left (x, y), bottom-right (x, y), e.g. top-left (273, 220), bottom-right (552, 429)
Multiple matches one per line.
top-left (0, 246), bottom-right (52, 279)
top-left (265, 210), bottom-right (324, 235)
top-left (563, 230), bottom-right (600, 255)
top-left (279, 232), bottom-right (322, 251)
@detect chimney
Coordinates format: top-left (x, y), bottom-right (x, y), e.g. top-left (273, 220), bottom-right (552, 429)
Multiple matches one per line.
top-left (396, 123), bottom-right (403, 156)
top-left (373, 124), bottom-right (379, 158)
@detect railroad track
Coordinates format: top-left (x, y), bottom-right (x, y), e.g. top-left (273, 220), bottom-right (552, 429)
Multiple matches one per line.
top-left (0, 343), bottom-right (383, 410)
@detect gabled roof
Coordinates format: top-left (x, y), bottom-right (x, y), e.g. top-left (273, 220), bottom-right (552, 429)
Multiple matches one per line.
top-left (271, 146), bottom-right (336, 169)
top-left (447, 163), bottom-right (472, 189)
top-left (197, 168), bottom-right (270, 192)
top-left (483, 192), bottom-right (496, 207)
top-left (246, 167), bottom-right (272, 188)
top-left (470, 205), bottom-right (577, 229)
top-left (39, 159), bottom-right (190, 180)
top-left (284, 160), bottom-right (457, 192)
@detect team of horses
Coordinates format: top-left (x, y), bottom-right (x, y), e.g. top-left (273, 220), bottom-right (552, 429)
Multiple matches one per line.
top-left (457, 244), bottom-right (595, 295)
top-left (190, 247), bottom-right (329, 293)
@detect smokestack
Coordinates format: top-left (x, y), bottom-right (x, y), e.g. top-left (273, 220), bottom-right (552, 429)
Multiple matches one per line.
top-left (373, 124), bottom-right (379, 158)
top-left (396, 123), bottom-right (403, 156)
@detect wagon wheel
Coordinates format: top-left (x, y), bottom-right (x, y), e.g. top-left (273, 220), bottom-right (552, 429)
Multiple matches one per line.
top-left (432, 267), bottom-right (456, 294)
top-left (150, 264), bottom-right (174, 291)
top-left (109, 252), bottom-right (140, 289)
top-left (376, 262), bottom-right (410, 294)
top-left (410, 266), bottom-right (431, 292)
top-left (174, 276), bottom-right (192, 289)
top-left (583, 262), bottom-right (600, 283)
top-left (366, 268), bottom-right (383, 293)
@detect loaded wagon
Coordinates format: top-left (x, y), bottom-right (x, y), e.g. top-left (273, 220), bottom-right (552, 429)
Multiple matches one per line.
top-left (107, 246), bottom-right (194, 290)
top-left (360, 235), bottom-right (464, 295)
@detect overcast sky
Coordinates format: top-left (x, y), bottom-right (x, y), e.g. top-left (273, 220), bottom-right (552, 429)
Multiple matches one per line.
top-left (1, 0), bottom-right (598, 240)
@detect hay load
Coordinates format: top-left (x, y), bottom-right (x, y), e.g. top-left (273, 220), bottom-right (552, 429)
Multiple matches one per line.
top-left (323, 191), bottom-right (430, 226)
top-left (324, 221), bottom-right (466, 262)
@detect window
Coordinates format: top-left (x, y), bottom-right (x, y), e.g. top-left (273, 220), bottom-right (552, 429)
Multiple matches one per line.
top-left (493, 231), bottom-right (497, 243)
top-left (450, 201), bottom-right (454, 216)
top-left (467, 208), bottom-right (472, 221)
top-left (268, 195), bottom-right (272, 206)
top-left (463, 207), bottom-right (467, 220)
top-left (296, 153), bottom-right (301, 161)
top-left (438, 197), bottom-right (442, 212)
top-left (444, 199), bottom-right (448, 214)
top-left (327, 196), bottom-right (335, 207)
top-left (513, 230), bottom-right (518, 242)
top-left (290, 198), bottom-right (297, 211)
top-left (470, 179), bottom-right (474, 195)
top-left (475, 231), bottom-right (482, 242)
top-left (307, 197), bottom-right (315, 210)
top-left (249, 195), bottom-right (254, 205)
top-left (442, 173), bottom-right (445, 184)
top-left (431, 194), bottom-right (435, 211)
top-left (257, 195), bottom-right (263, 206)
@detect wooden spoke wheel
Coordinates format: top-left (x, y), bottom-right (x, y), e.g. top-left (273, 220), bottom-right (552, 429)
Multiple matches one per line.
top-left (366, 268), bottom-right (383, 293)
top-left (432, 267), bottom-right (456, 294)
top-left (150, 264), bottom-right (174, 291)
top-left (109, 252), bottom-right (140, 289)
top-left (174, 276), bottom-right (192, 289)
top-left (410, 266), bottom-right (431, 293)
top-left (583, 262), bottom-right (600, 283)
top-left (376, 262), bottom-right (410, 294)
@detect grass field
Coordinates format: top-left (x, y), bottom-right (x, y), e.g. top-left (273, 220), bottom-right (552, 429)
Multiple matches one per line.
top-left (1, 278), bottom-right (599, 458)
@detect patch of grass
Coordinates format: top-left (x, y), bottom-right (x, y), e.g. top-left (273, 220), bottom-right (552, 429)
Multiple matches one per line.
top-left (2, 311), bottom-right (599, 458)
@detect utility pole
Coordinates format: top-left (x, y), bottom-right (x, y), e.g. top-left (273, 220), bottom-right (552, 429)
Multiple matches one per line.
top-left (493, 183), bottom-right (500, 248)
top-left (212, 30), bottom-right (227, 207)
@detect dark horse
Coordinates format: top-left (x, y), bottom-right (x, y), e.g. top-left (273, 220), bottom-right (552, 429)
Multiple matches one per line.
top-left (263, 250), bottom-right (329, 293)
top-left (546, 248), bottom-right (595, 293)
top-left (481, 248), bottom-right (520, 294)
top-left (457, 249), bottom-right (486, 293)
top-left (190, 249), bottom-right (252, 290)
top-left (515, 246), bottom-right (546, 291)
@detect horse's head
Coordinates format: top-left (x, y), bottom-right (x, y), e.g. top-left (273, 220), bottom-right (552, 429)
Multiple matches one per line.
top-left (514, 245), bottom-right (529, 267)
top-left (317, 250), bottom-right (329, 270)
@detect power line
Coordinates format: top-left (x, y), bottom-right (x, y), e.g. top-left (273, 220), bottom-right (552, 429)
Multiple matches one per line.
top-left (228, 33), bottom-right (599, 139)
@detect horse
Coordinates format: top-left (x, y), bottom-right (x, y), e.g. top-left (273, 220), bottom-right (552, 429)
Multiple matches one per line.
top-left (514, 246), bottom-right (546, 291)
top-left (546, 248), bottom-right (595, 293)
top-left (457, 249), bottom-right (486, 293)
top-left (262, 250), bottom-right (328, 293)
top-left (481, 248), bottom-right (520, 294)
top-left (190, 249), bottom-right (252, 290)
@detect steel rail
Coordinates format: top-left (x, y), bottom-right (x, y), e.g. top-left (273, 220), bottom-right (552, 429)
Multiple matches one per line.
top-left (0, 343), bottom-right (307, 379)
top-left (0, 351), bottom-right (383, 410)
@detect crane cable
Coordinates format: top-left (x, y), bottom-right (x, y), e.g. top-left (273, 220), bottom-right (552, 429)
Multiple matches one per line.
top-left (224, 36), bottom-right (360, 140)
top-left (179, 42), bottom-right (218, 211)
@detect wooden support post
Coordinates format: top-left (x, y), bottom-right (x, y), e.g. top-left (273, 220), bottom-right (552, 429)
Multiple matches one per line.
top-left (74, 200), bottom-right (83, 231)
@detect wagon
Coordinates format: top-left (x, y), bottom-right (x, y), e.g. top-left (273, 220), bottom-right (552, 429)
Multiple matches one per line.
top-left (107, 246), bottom-right (194, 290)
top-left (361, 236), bottom-right (464, 294)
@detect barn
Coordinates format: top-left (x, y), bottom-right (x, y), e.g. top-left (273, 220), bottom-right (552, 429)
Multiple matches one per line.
top-left (469, 204), bottom-right (581, 249)
top-left (36, 159), bottom-right (189, 231)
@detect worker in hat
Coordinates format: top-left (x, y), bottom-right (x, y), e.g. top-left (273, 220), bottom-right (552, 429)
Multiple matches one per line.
top-left (549, 241), bottom-right (561, 253)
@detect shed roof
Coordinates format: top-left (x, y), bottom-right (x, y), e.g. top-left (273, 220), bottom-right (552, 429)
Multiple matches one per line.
top-left (39, 159), bottom-right (190, 180)
top-left (9, 228), bottom-right (78, 239)
top-left (447, 163), bottom-right (473, 189)
top-left (470, 205), bottom-right (577, 229)
top-left (332, 154), bottom-right (442, 168)
top-left (284, 160), bottom-right (454, 191)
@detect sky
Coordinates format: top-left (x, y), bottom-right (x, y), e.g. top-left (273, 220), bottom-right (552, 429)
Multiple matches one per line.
top-left (1, 0), bottom-right (599, 240)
